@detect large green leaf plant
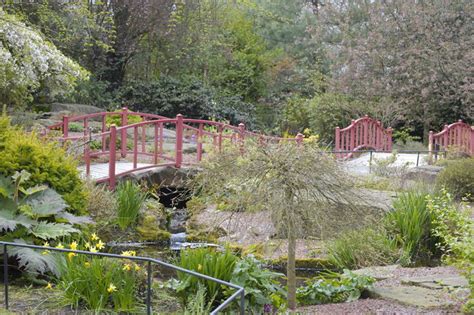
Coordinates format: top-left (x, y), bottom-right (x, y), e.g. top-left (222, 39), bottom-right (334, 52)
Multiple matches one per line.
top-left (0, 170), bottom-right (91, 276)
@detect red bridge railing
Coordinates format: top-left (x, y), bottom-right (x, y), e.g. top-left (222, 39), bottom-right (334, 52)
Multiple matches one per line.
top-left (48, 108), bottom-right (303, 189)
top-left (429, 120), bottom-right (474, 156)
top-left (335, 115), bottom-right (392, 157)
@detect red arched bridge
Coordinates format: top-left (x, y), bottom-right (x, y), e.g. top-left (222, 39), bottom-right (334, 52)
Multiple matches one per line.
top-left (47, 109), bottom-right (473, 188)
top-left (47, 108), bottom-right (303, 189)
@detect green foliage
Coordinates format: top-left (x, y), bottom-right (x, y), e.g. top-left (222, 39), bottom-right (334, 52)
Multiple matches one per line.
top-left (105, 110), bottom-right (142, 128)
top-left (296, 270), bottom-right (375, 305)
top-left (308, 94), bottom-right (374, 145)
top-left (58, 238), bottom-right (143, 312)
top-left (386, 191), bottom-right (439, 266)
top-left (436, 158), bottom-right (474, 201)
top-left (175, 248), bottom-right (238, 306)
top-left (115, 181), bottom-right (147, 230)
top-left (393, 128), bottom-right (421, 145)
top-left (116, 77), bottom-right (256, 126)
top-left (427, 190), bottom-right (474, 312)
top-left (67, 122), bottom-right (83, 132)
top-left (0, 170), bottom-right (88, 275)
top-left (327, 228), bottom-right (399, 270)
top-left (183, 283), bottom-right (214, 315)
top-left (0, 116), bottom-right (87, 212)
top-left (228, 255), bottom-right (286, 312)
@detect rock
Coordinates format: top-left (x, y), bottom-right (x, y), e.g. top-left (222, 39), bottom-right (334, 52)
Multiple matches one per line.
top-left (126, 166), bottom-right (197, 189)
top-left (401, 275), bottom-right (469, 290)
top-left (403, 165), bottom-right (444, 183)
top-left (50, 103), bottom-right (103, 114)
top-left (136, 199), bottom-right (171, 241)
top-left (169, 208), bottom-right (189, 233)
top-left (353, 265), bottom-right (400, 280)
top-left (368, 286), bottom-right (455, 309)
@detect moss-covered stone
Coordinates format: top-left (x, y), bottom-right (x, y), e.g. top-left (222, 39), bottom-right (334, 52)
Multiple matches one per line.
top-left (136, 215), bottom-right (171, 241)
top-left (185, 226), bottom-right (226, 243)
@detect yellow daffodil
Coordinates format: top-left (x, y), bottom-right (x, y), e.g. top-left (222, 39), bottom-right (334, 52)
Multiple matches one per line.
top-left (134, 264), bottom-right (141, 272)
top-left (89, 247), bottom-right (98, 253)
top-left (84, 242), bottom-right (91, 249)
top-left (84, 262), bottom-right (91, 267)
top-left (43, 242), bottom-right (50, 247)
top-left (55, 243), bottom-right (64, 249)
top-left (69, 241), bottom-right (78, 250)
top-left (197, 264), bottom-right (202, 271)
top-left (96, 240), bottom-right (105, 250)
top-left (67, 252), bottom-right (77, 261)
top-left (91, 233), bottom-right (99, 241)
top-left (107, 283), bottom-right (117, 293)
top-left (122, 263), bottom-right (131, 271)
top-left (120, 250), bottom-right (136, 257)
top-left (45, 282), bottom-right (53, 290)
top-left (42, 250), bottom-right (49, 255)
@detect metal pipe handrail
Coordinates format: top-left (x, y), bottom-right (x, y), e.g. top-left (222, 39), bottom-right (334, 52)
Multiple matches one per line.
top-left (0, 241), bottom-right (245, 315)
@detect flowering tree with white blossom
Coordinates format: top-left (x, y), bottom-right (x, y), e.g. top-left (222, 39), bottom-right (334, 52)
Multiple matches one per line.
top-left (0, 9), bottom-right (88, 107)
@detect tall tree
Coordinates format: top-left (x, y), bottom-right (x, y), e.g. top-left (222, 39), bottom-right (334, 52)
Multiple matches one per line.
top-left (315, 0), bottom-right (474, 140)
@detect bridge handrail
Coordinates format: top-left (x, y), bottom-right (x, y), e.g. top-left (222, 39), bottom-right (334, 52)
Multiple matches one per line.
top-left (335, 115), bottom-right (393, 156)
top-left (429, 120), bottom-right (474, 155)
top-left (0, 241), bottom-right (244, 315)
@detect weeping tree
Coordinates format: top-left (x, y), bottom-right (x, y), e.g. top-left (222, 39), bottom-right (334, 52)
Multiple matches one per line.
top-left (192, 141), bottom-right (369, 310)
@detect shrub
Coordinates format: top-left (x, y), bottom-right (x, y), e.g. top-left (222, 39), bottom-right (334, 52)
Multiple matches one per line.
top-left (0, 116), bottom-right (87, 212)
top-left (228, 255), bottom-right (286, 313)
top-left (116, 181), bottom-right (147, 230)
top-left (105, 109), bottom-right (142, 127)
top-left (174, 248), bottom-right (238, 305)
top-left (327, 228), bottom-right (399, 270)
top-left (436, 158), bottom-right (474, 201)
top-left (58, 236), bottom-right (143, 312)
top-left (427, 190), bottom-right (474, 312)
top-left (84, 181), bottom-right (117, 221)
top-left (385, 191), bottom-right (439, 265)
top-left (296, 270), bottom-right (375, 305)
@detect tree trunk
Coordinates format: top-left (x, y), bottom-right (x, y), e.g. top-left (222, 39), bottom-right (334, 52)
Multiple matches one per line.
top-left (287, 213), bottom-right (297, 310)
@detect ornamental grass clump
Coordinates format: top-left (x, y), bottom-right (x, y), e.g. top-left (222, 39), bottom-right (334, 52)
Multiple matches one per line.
top-left (116, 180), bottom-right (147, 230)
top-left (385, 191), bottom-right (439, 265)
top-left (58, 235), bottom-right (144, 312)
top-left (174, 248), bottom-right (238, 306)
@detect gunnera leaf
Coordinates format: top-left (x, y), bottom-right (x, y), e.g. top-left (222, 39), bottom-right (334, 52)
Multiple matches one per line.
top-left (0, 210), bottom-right (35, 231)
top-left (0, 175), bottom-right (14, 198)
top-left (30, 222), bottom-right (79, 240)
top-left (9, 239), bottom-right (61, 276)
top-left (55, 212), bottom-right (94, 225)
top-left (25, 188), bottom-right (68, 217)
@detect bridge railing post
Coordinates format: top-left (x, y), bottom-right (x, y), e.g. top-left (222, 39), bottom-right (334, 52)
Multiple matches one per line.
top-left (335, 127), bottom-right (340, 158)
top-left (109, 125), bottom-right (117, 190)
top-left (175, 114), bottom-right (183, 168)
top-left (62, 115), bottom-right (69, 139)
top-left (121, 107), bottom-right (128, 158)
top-left (387, 127), bottom-right (393, 151)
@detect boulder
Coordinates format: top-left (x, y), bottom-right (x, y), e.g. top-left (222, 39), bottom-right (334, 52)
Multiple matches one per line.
top-left (403, 165), bottom-right (444, 183)
top-left (368, 286), bottom-right (455, 309)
